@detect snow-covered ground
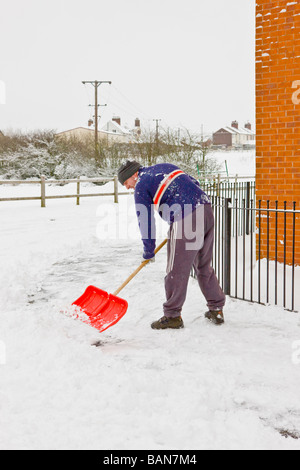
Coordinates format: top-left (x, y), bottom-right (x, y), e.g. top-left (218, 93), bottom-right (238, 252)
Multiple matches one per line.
top-left (1, 179), bottom-right (300, 450)
top-left (210, 149), bottom-right (256, 178)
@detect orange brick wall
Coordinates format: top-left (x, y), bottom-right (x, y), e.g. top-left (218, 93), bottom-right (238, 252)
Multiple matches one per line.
top-left (256, 0), bottom-right (300, 264)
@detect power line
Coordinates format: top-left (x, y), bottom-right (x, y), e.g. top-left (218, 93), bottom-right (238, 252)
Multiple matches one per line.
top-left (104, 96), bottom-right (153, 126)
top-left (153, 119), bottom-right (161, 142)
top-left (111, 85), bottom-right (152, 121)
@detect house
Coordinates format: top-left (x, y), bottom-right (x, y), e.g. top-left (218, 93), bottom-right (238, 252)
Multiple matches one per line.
top-left (56, 116), bottom-right (141, 145)
top-left (100, 116), bottom-right (135, 143)
top-left (0, 130), bottom-right (4, 137)
top-left (212, 121), bottom-right (255, 149)
top-left (56, 126), bottom-right (99, 141)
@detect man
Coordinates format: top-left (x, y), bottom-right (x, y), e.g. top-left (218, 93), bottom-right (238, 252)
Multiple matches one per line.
top-left (118, 160), bottom-right (226, 329)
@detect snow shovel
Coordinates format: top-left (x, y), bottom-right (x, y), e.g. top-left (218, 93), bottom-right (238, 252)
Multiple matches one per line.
top-left (72, 238), bottom-right (168, 333)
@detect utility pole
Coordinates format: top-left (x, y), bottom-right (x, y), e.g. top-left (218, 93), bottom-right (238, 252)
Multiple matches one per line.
top-left (153, 119), bottom-right (161, 143)
top-left (177, 127), bottom-right (181, 146)
top-left (82, 80), bottom-right (111, 155)
top-left (153, 119), bottom-right (161, 157)
top-left (89, 103), bottom-right (107, 125)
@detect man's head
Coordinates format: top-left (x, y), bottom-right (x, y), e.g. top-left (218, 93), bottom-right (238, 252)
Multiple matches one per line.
top-left (118, 160), bottom-right (142, 189)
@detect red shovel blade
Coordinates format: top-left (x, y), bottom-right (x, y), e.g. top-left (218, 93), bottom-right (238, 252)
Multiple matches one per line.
top-left (72, 285), bottom-right (128, 333)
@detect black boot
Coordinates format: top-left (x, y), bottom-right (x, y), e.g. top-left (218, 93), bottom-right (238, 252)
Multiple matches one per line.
top-left (205, 310), bottom-right (224, 325)
top-left (151, 315), bottom-right (184, 330)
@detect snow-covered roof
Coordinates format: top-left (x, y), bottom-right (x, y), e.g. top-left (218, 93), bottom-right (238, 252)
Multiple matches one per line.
top-left (225, 126), bottom-right (255, 135)
top-left (56, 125), bottom-right (132, 137)
top-left (240, 127), bottom-right (255, 135)
top-left (215, 126), bottom-right (255, 136)
top-left (113, 121), bottom-right (132, 135)
top-left (55, 127), bottom-right (93, 135)
top-left (222, 127), bottom-right (237, 135)
top-left (101, 120), bottom-right (132, 135)
top-left (213, 127), bottom-right (236, 135)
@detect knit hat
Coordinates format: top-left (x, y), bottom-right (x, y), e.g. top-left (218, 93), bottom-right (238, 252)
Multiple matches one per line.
top-left (118, 160), bottom-right (142, 185)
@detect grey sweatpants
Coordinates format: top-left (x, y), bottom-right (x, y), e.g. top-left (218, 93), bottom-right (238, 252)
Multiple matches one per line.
top-left (163, 204), bottom-right (226, 318)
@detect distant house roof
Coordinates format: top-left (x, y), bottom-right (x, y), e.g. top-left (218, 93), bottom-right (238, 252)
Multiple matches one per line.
top-left (55, 124), bottom-right (136, 146)
top-left (218, 127), bottom-right (236, 135)
top-left (214, 126), bottom-right (255, 136)
top-left (56, 125), bottom-right (131, 137)
top-left (101, 119), bottom-right (132, 135)
top-left (0, 130), bottom-right (4, 136)
top-left (240, 127), bottom-right (255, 135)
top-left (225, 126), bottom-right (255, 135)
top-left (55, 126), bottom-right (92, 136)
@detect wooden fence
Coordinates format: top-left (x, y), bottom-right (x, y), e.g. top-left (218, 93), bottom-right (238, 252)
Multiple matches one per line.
top-left (0, 175), bottom-right (130, 207)
top-left (0, 174), bottom-right (255, 208)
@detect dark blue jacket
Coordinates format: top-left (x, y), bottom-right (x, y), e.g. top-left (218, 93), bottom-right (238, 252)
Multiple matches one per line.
top-left (134, 163), bottom-right (210, 259)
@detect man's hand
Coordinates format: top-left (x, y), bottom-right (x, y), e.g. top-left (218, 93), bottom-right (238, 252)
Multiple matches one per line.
top-left (141, 256), bottom-right (155, 264)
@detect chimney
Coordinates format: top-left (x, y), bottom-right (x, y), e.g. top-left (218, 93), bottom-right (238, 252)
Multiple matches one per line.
top-left (88, 119), bottom-right (93, 127)
top-left (244, 122), bottom-right (251, 130)
top-left (112, 116), bottom-right (121, 126)
top-left (231, 120), bottom-right (239, 129)
top-left (135, 117), bottom-right (140, 128)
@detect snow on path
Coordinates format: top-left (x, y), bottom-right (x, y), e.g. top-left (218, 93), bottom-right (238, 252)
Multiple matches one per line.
top-left (0, 184), bottom-right (300, 450)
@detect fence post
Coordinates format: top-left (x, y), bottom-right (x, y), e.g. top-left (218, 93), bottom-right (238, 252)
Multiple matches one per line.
top-left (234, 174), bottom-right (238, 198)
top-left (246, 181), bottom-right (250, 235)
top-left (76, 176), bottom-right (80, 205)
top-left (223, 198), bottom-right (232, 295)
top-left (114, 176), bottom-right (119, 203)
top-left (41, 175), bottom-right (46, 208)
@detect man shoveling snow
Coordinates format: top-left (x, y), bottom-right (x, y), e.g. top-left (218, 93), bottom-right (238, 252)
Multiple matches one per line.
top-left (118, 160), bottom-right (226, 329)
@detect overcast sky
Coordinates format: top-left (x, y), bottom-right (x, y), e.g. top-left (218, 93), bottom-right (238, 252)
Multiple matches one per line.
top-left (0, 0), bottom-right (255, 135)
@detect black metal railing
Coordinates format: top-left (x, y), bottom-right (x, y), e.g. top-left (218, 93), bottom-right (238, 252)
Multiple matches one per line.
top-left (191, 191), bottom-right (300, 313)
top-left (202, 179), bottom-right (256, 236)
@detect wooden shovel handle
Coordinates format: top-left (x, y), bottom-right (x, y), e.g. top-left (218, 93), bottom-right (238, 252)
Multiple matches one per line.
top-left (113, 238), bottom-right (168, 296)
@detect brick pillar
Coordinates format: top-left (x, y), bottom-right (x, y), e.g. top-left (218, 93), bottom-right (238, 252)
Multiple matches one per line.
top-left (256, 0), bottom-right (300, 264)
